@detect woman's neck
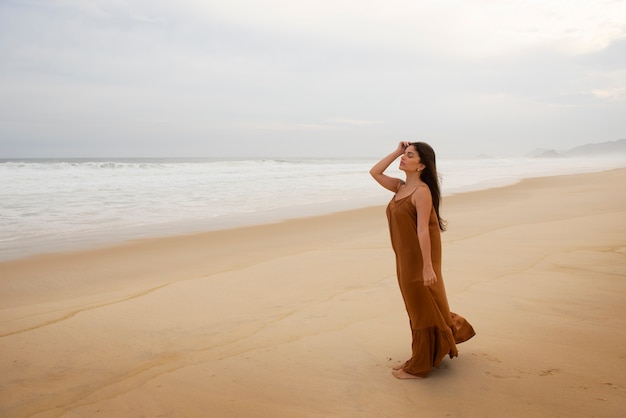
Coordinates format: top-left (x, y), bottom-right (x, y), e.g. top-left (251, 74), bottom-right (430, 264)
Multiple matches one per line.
top-left (404, 172), bottom-right (423, 187)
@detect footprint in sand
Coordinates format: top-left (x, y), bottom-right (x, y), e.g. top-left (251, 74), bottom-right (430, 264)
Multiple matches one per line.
top-left (483, 371), bottom-right (521, 379)
top-left (473, 352), bottom-right (502, 363)
top-left (539, 368), bottom-right (559, 376)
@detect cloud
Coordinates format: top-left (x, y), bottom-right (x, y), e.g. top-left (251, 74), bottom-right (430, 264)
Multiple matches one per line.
top-left (248, 118), bottom-right (384, 131)
top-left (581, 35), bottom-right (626, 70)
top-left (0, 0), bottom-right (625, 158)
top-left (169, 0), bottom-right (626, 55)
top-left (592, 87), bottom-right (626, 101)
top-left (326, 118), bottom-right (383, 126)
top-left (248, 123), bottom-right (338, 131)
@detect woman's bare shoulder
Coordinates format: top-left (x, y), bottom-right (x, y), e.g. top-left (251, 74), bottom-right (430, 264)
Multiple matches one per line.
top-left (415, 183), bottom-right (432, 195)
top-left (412, 184), bottom-right (433, 206)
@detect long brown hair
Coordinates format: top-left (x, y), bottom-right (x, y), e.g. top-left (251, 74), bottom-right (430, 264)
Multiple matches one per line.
top-left (411, 142), bottom-right (447, 231)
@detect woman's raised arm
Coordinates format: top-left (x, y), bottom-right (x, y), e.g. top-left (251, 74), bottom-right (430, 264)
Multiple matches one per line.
top-left (369, 142), bottom-right (408, 192)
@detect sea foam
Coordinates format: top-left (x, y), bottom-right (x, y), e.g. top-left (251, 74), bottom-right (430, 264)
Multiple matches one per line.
top-left (1, 156), bottom-right (624, 261)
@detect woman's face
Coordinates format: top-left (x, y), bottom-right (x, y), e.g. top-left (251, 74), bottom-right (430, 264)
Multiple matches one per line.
top-left (399, 145), bottom-right (424, 173)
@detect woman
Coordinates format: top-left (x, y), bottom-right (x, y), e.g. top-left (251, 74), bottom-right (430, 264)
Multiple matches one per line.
top-left (370, 141), bottom-right (475, 379)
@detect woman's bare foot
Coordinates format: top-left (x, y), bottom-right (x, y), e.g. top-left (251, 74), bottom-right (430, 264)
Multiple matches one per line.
top-left (392, 361), bottom-right (407, 371)
top-left (392, 369), bottom-right (424, 379)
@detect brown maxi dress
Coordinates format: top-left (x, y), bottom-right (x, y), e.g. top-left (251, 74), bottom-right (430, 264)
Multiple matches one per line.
top-left (386, 190), bottom-right (475, 377)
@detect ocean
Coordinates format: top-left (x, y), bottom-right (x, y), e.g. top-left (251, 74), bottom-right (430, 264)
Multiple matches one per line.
top-left (1, 156), bottom-right (624, 261)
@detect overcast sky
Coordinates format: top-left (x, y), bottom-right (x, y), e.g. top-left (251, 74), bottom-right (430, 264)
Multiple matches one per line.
top-left (1, 0), bottom-right (625, 158)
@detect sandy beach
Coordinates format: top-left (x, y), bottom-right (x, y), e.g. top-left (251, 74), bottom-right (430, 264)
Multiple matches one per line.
top-left (1, 168), bottom-right (625, 417)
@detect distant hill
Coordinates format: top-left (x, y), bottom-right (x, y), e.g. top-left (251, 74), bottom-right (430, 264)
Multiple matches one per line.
top-left (565, 138), bottom-right (626, 156)
top-left (528, 138), bottom-right (626, 158)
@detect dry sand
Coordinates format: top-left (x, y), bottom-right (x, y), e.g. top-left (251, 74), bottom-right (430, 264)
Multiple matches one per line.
top-left (1, 169), bottom-right (625, 417)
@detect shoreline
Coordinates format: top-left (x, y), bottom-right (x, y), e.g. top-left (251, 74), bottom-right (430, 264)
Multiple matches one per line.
top-left (3, 157), bottom-right (625, 263)
top-left (1, 168), bottom-right (625, 417)
top-left (2, 165), bottom-right (624, 264)
top-left (0, 194), bottom-right (387, 263)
